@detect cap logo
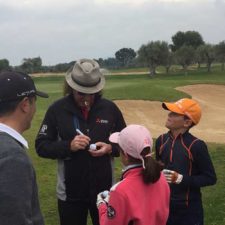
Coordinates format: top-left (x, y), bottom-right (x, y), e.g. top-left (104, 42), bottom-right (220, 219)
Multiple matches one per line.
top-left (17, 90), bottom-right (36, 97)
top-left (175, 100), bottom-right (185, 112)
top-left (144, 138), bottom-right (150, 145)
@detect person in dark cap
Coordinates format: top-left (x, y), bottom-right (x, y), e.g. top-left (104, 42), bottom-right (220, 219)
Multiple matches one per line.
top-left (0, 71), bottom-right (48, 225)
top-left (35, 59), bottom-right (126, 225)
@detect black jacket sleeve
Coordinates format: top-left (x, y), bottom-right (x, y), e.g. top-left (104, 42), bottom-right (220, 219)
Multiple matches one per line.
top-left (110, 103), bottom-right (126, 157)
top-left (181, 140), bottom-right (217, 188)
top-left (155, 136), bottom-right (161, 161)
top-left (35, 105), bottom-right (72, 159)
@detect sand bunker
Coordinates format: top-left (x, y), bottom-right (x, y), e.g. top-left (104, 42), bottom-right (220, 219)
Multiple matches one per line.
top-left (114, 84), bottom-right (225, 144)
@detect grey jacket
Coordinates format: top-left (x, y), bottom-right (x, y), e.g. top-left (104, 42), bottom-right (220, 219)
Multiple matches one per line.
top-left (0, 132), bottom-right (44, 225)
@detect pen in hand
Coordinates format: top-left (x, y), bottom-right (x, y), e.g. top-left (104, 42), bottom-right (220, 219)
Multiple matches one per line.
top-left (76, 129), bottom-right (96, 151)
top-left (76, 129), bottom-right (84, 135)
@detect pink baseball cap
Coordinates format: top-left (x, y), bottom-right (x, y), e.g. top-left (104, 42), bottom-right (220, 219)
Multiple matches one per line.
top-left (109, 124), bottom-right (153, 160)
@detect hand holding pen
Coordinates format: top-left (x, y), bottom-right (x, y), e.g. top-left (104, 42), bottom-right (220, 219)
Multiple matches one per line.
top-left (70, 129), bottom-right (90, 152)
top-left (75, 129), bottom-right (97, 150)
top-left (72, 129), bottom-right (112, 155)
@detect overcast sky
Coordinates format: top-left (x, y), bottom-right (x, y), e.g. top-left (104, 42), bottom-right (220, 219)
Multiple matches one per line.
top-left (0, 0), bottom-right (224, 66)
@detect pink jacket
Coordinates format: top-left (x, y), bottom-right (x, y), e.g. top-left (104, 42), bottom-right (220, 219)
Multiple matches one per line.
top-left (99, 167), bottom-right (170, 225)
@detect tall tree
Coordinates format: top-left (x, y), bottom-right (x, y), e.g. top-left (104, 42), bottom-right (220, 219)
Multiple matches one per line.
top-left (171, 31), bottom-right (204, 51)
top-left (196, 44), bottom-right (216, 72)
top-left (115, 48), bottom-right (136, 67)
top-left (20, 57), bottom-right (42, 73)
top-left (103, 57), bottom-right (120, 69)
top-left (170, 31), bottom-right (185, 52)
top-left (0, 59), bottom-right (10, 71)
top-left (215, 41), bottom-right (225, 71)
top-left (138, 41), bottom-right (170, 76)
top-left (32, 57), bottom-right (42, 71)
top-left (162, 51), bottom-right (174, 74)
top-left (195, 46), bottom-right (206, 69)
top-left (20, 58), bottom-right (34, 73)
top-left (96, 58), bottom-right (104, 67)
top-left (175, 45), bottom-right (195, 74)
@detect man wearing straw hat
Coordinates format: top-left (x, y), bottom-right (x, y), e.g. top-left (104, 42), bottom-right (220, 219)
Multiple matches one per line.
top-left (35, 59), bottom-right (126, 225)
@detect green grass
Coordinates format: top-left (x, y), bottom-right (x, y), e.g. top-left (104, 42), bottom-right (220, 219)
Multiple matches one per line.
top-left (202, 144), bottom-right (225, 225)
top-left (26, 66), bottom-right (225, 225)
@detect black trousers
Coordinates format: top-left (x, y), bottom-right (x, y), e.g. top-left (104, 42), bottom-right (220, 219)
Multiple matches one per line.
top-left (58, 199), bottom-right (99, 225)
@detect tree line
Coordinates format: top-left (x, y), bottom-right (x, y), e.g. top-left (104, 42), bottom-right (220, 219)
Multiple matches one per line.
top-left (1, 30), bottom-right (225, 75)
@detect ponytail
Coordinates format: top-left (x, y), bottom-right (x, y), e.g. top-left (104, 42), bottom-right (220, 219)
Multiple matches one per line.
top-left (141, 147), bottom-right (163, 184)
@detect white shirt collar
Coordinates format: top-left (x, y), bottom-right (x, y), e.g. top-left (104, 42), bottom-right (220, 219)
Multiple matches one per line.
top-left (122, 163), bottom-right (142, 173)
top-left (0, 123), bottom-right (28, 149)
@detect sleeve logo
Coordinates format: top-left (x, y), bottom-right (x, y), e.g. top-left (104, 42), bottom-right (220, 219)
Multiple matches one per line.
top-left (40, 124), bottom-right (48, 134)
top-left (107, 205), bottom-right (116, 219)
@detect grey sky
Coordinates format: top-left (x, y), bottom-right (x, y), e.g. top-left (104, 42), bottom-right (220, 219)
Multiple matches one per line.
top-left (0, 0), bottom-right (224, 66)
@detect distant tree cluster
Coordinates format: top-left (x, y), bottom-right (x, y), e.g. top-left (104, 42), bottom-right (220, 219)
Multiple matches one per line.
top-left (97, 31), bottom-right (225, 75)
top-left (1, 30), bottom-right (225, 75)
top-left (0, 57), bottom-right (75, 74)
top-left (137, 31), bottom-right (225, 75)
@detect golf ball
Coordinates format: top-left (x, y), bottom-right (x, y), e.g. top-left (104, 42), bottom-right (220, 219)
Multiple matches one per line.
top-left (90, 144), bottom-right (97, 151)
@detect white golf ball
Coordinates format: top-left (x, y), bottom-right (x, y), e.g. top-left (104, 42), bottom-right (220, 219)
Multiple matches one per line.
top-left (90, 144), bottom-right (97, 151)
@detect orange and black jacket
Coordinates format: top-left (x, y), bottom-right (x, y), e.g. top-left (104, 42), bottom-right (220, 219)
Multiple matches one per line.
top-left (155, 131), bottom-right (216, 208)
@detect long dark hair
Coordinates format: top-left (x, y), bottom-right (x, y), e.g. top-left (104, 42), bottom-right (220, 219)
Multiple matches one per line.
top-left (63, 79), bottom-right (73, 96)
top-left (141, 147), bottom-right (163, 184)
top-left (127, 147), bottom-right (163, 184)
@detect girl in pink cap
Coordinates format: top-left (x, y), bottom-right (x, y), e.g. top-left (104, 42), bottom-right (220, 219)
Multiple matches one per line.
top-left (96, 124), bottom-right (170, 225)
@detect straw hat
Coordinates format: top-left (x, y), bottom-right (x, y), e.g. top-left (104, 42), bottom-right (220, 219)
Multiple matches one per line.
top-left (65, 59), bottom-right (105, 94)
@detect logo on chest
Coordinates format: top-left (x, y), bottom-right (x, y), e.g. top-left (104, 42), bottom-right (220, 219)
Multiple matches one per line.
top-left (96, 118), bottom-right (109, 124)
top-left (107, 205), bottom-right (116, 219)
